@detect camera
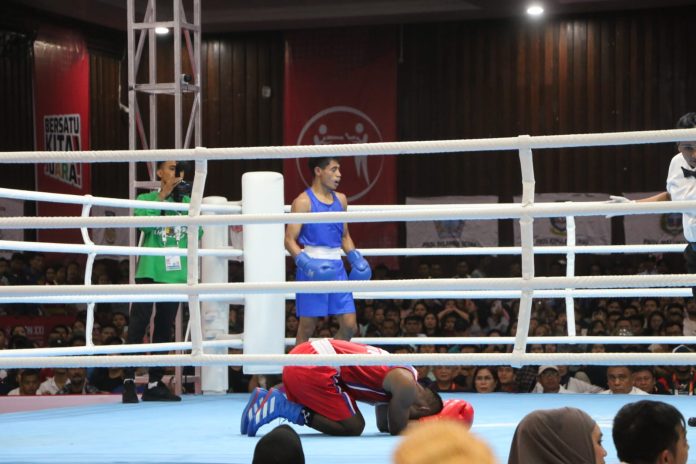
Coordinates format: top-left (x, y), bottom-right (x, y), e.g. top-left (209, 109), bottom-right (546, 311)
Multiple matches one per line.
top-left (171, 161), bottom-right (192, 202)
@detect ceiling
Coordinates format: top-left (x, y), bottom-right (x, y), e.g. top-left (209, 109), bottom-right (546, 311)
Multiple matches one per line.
top-left (7, 0), bottom-right (696, 33)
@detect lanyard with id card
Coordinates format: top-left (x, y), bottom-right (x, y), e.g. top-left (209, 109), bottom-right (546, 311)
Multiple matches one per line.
top-left (162, 222), bottom-right (183, 272)
top-left (165, 255), bottom-right (182, 271)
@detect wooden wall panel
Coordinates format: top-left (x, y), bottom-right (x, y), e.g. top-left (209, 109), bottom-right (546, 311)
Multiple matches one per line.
top-left (4, 5), bottom-right (696, 247)
top-left (397, 6), bottom-right (696, 206)
top-left (200, 33), bottom-right (284, 200)
top-left (0, 30), bottom-right (34, 190)
top-left (89, 51), bottom-right (129, 198)
top-left (87, 33), bottom-right (284, 201)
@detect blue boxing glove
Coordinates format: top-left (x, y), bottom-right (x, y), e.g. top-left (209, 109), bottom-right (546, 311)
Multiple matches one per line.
top-left (295, 252), bottom-right (340, 281)
top-left (347, 250), bottom-right (372, 281)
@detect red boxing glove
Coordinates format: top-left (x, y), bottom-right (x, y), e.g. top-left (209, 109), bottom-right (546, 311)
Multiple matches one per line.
top-left (419, 399), bottom-right (474, 429)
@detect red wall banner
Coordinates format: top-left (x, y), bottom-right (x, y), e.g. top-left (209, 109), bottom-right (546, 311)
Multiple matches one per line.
top-left (0, 316), bottom-right (77, 347)
top-left (34, 25), bottom-right (91, 245)
top-left (283, 28), bottom-right (398, 266)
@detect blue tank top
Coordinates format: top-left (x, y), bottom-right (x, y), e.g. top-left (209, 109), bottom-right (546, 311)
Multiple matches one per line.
top-left (297, 188), bottom-right (344, 248)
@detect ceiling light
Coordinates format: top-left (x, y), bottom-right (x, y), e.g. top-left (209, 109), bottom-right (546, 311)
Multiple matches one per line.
top-left (526, 4), bottom-right (544, 16)
top-left (155, 27), bottom-right (169, 35)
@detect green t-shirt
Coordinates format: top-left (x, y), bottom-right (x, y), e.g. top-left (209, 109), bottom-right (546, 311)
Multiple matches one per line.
top-left (134, 191), bottom-right (200, 284)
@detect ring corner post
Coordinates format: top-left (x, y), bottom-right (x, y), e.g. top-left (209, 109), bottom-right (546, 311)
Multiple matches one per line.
top-left (241, 172), bottom-right (286, 374)
top-left (200, 195), bottom-right (229, 394)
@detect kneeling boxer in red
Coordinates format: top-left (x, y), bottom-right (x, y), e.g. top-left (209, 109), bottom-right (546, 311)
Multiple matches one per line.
top-left (242, 339), bottom-right (472, 437)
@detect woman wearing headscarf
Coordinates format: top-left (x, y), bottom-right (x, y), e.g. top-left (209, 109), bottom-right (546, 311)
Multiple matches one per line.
top-left (508, 407), bottom-right (607, 464)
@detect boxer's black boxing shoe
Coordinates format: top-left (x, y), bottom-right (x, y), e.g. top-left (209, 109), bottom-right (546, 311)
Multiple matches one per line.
top-left (122, 379), bottom-right (139, 404)
top-left (142, 381), bottom-right (181, 401)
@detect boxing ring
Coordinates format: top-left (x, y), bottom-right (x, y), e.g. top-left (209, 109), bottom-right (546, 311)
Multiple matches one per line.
top-left (2, 393), bottom-right (694, 463)
top-left (3, 127), bottom-right (696, 463)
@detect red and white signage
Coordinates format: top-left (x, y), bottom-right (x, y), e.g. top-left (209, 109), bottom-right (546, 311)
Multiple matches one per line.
top-left (34, 25), bottom-right (91, 246)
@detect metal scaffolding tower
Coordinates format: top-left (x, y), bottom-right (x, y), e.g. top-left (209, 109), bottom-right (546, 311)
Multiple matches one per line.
top-left (125, 0), bottom-right (202, 395)
top-left (126, 0), bottom-right (201, 278)
top-left (127, 0), bottom-right (201, 152)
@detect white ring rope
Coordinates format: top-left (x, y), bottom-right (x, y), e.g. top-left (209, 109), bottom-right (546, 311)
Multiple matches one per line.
top-left (0, 288), bottom-right (691, 305)
top-left (2, 127), bottom-right (696, 163)
top-left (0, 240), bottom-right (686, 261)
top-left (0, 239), bottom-right (242, 258)
top-left (0, 294), bottom-right (245, 304)
top-left (348, 336), bottom-right (696, 347)
top-left (2, 275), bottom-right (696, 299)
top-left (351, 244), bottom-right (690, 256)
top-left (0, 335), bottom-right (693, 360)
top-left (0, 186), bottom-right (242, 213)
top-left (3, 200), bottom-right (696, 230)
top-left (3, 127), bottom-right (696, 371)
top-left (0, 185), bottom-right (525, 213)
top-left (6, 184), bottom-right (593, 215)
top-left (2, 352), bottom-right (696, 370)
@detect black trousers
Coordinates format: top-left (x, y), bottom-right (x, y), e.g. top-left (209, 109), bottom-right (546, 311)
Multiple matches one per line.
top-left (685, 244), bottom-right (696, 299)
top-left (125, 278), bottom-right (180, 382)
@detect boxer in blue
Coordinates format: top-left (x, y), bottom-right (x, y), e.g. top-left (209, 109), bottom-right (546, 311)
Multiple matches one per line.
top-left (285, 156), bottom-right (372, 344)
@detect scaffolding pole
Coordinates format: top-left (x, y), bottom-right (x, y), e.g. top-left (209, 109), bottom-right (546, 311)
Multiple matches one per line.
top-left (126, 0), bottom-right (203, 396)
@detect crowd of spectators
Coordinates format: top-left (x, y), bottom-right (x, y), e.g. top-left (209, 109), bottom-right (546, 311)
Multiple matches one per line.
top-left (0, 253), bottom-right (138, 396)
top-left (275, 252), bottom-right (696, 397)
top-left (2, 251), bottom-right (696, 398)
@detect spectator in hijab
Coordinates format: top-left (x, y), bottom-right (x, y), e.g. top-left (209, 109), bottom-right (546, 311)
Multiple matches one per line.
top-left (508, 407), bottom-right (607, 464)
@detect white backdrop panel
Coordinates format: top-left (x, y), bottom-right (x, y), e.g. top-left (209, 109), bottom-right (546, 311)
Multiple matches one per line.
top-left (623, 191), bottom-right (684, 245)
top-left (406, 195), bottom-right (499, 248)
top-left (513, 192), bottom-right (611, 246)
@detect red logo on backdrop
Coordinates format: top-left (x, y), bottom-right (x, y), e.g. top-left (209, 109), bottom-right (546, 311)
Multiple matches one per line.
top-left (295, 106), bottom-right (385, 202)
